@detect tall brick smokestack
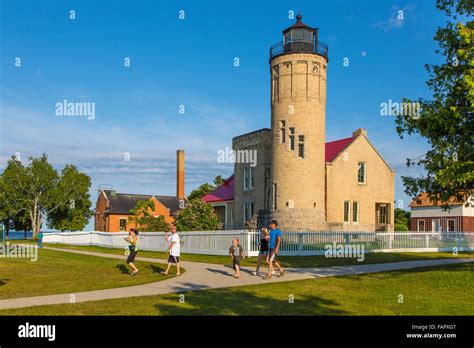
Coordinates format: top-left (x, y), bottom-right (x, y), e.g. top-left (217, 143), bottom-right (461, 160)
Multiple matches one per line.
top-left (176, 150), bottom-right (185, 199)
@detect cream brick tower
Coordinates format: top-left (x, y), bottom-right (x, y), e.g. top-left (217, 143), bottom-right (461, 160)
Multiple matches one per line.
top-left (269, 14), bottom-right (329, 230)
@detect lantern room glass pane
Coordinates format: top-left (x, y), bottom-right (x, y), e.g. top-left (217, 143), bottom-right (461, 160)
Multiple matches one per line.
top-left (303, 29), bottom-right (313, 42)
top-left (291, 29), bottom-right (303, 41)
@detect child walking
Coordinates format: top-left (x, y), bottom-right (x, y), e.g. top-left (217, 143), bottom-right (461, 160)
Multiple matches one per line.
top-left (229, 238), bottom-right (244, 278)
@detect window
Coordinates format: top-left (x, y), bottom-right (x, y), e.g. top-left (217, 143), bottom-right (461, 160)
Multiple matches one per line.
top-left (417, 220), bottom-right (425, 232)
top-left (358, 162), bottom-right (366, 184)
top-left (298, 135), bottom-right (305, 158)
top-left (96, 213), bottom-right (99, 222)
top-left (447, 219), bottom-right (455, 232)
top-left (244, 167), bottom-right (254, 190)
top-left (289, 127), bottom-right (295, 150)
top-left (272, 183), bottom-right (278, 210)
top-left (244, 202), bottom-right (254, 222)
top-left (343, 201), bottom-right (350, 223)
top-left (244, 169), bottom-right (249, 190)
top-left (119, 218), bottom-right (127, 231)
top-left (303, 29), bottom-right (313, 42)
top-left (279, 120), bottom-right (286, 144)
top-left (352, 201), bottom-right (359, 223)
top-left (250, 167), bottom-right (255, 189)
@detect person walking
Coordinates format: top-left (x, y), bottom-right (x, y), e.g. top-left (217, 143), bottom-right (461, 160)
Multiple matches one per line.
top-left (161, 225), bottom-right (181, 276)
top-left (264, 220), bottom-right (285, 279)
top-left (252, 227), bottom-right (269, 276)
top-left (37, 230), bottom-right (44, 249)
top-left (124, 228), bottom-right (139, 276)
top-left (229, 238), bottom-right (244, 278)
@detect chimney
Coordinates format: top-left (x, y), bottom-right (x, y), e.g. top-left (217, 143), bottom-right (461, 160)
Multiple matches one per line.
top-left (176, 150), bottom-right (185, 199)
top-left (352, 128), bottom-right (367, 138)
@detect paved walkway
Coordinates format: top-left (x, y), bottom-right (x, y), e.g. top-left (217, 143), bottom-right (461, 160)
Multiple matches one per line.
top-left (1, 247), bottom-right (472, 310)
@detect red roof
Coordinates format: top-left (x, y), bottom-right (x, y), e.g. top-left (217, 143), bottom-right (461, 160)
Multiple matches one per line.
top-left (202, 175), bottom-right (235, 203)
top-left (325, 137), bottom-right (354, 162)
top-left (203, 137), bottom-right (355, 203)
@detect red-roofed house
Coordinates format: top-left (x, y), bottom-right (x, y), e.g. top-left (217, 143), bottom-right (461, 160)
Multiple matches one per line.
top-left (202, 175), bottom-right (235, 229)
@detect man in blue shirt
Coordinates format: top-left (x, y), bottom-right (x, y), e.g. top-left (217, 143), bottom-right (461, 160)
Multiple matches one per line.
top-left (264, 220), bottom-right (286, 279)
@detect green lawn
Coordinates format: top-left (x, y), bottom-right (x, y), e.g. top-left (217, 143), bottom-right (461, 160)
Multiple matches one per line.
top-left (43, 242), bottom-right (474, 268)
top-left (2, 262), bottom-right (472, 315)
top-left (0, 248), bottom-right (180, 299)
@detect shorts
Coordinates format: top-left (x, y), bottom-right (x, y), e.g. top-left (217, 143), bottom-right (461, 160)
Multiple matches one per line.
top-left (126, 251), bottom-right (138, 264)
top-left (232, 258), bottom-right (241, 269)
top-left (268, 249), bottom-right (278, 263)
top-left (259, 250), bottom-right (269, 256)
top-left (168, 255), bottom-right (180, 264)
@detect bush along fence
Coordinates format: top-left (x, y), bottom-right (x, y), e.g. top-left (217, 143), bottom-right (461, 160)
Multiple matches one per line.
top-left (42, 230), bottom-right (474, 257)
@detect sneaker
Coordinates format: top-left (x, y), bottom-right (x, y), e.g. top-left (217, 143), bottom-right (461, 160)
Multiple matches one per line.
top-left (131, 271), bottom-right (136, 276)
top-left (263, 275), bottom-right (272, 280)
top-left (271, 270), bottom-right (276, 275)
top-left (252, 271), bottom-right (258, 276)
top-left (279, 270), bottom-right (286, 278)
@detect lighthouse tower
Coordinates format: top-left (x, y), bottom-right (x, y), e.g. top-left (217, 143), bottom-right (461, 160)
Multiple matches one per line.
top-left (269, 14), bottom-right (329, 230)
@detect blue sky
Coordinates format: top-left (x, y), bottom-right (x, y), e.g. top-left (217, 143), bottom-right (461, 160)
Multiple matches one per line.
top-left (1, 0), bottom-right (446, 230)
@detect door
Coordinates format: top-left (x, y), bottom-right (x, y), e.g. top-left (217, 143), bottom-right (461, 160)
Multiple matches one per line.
top-left (432, 219), bottom-right (441, 232)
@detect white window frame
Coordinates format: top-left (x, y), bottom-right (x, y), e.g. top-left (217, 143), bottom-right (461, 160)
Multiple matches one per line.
top-left (243, 168), bottom-right (249, 190)
top-left (343, 201), bottom-right (350, 223)
top-left (243, 202), bottom-right (254, 222)
top-left (352, 201), bottom-right (359, 223)
top-left (250, 167), bottom-right (255, 189)
top-left (358, 162), bottom-right (366, 184)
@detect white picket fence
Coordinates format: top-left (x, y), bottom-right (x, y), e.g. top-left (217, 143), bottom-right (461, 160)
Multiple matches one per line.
top-left (42, 230), bottom-right (474, 256)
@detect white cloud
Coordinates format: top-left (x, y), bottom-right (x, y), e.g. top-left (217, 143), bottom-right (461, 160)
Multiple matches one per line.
top-left (373, 3), bottom-right (415, 32)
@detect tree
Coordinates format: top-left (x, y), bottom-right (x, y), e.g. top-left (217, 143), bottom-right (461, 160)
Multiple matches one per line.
top-left (187, 183), bottom-right (215, 201)
top-left (47, 166), bottom-right (94, 231)
top-left (128, 200), bottom-right (170, 232)
top-left (187, 175), bottom-right (225, 200)
top-left (174, 198), bottom-right (219, 231)
top-left (13, 210), bottom-right (32, 238)
top-left (1, 154), bottom-right (93, 238)
top-left (395, 0), bottom-right (473, 208)
top-left (394, 208), bottom-right (411, 231)
top-left (0, 175), bottom-right (16, 238)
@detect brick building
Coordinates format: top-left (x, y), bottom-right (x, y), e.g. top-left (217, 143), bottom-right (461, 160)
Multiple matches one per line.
top-left (94, 150), bottom-right (185, 232)
top-left (409, 193), bottom-right (474, 232)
